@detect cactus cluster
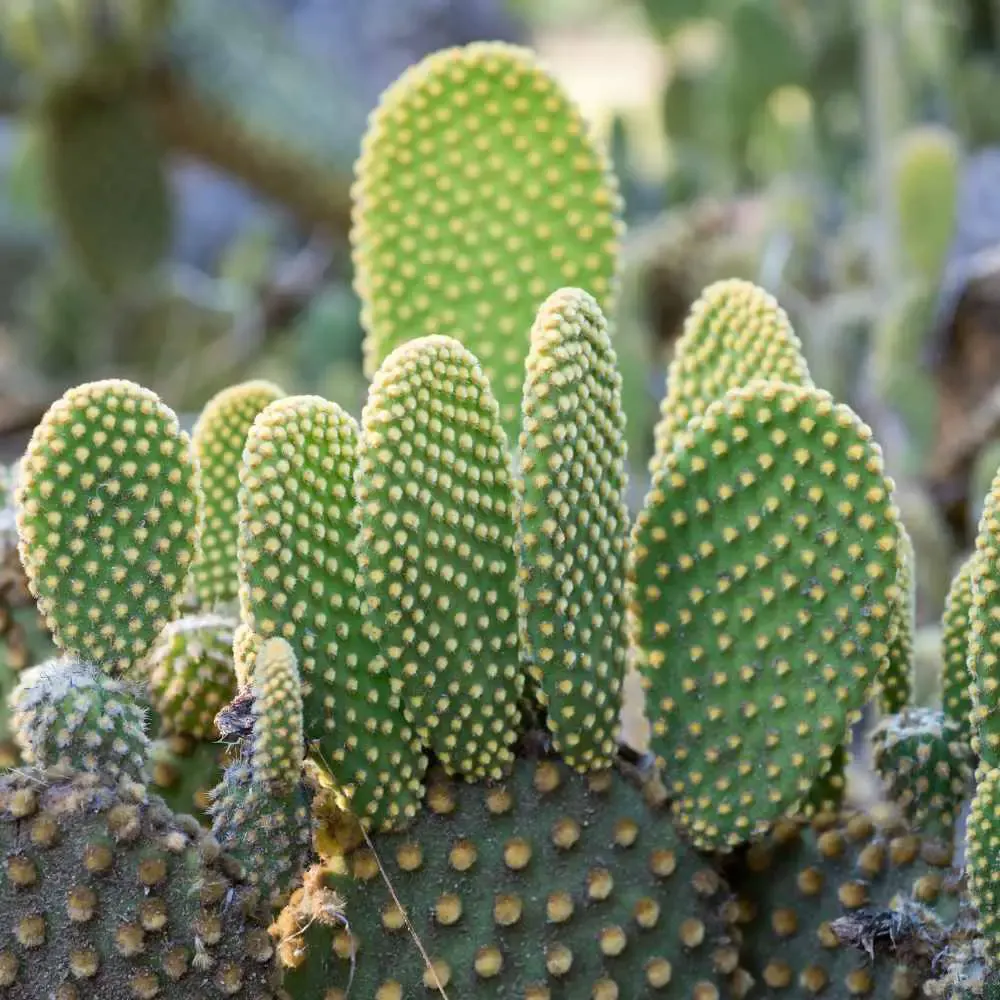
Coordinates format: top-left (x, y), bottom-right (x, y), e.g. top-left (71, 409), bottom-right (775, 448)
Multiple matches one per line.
top-left (2, 35), bottom-right (1000, 1000)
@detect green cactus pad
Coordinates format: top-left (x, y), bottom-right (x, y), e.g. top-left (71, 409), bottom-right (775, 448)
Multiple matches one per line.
top-left (802, 744), bottom-right (850, 818)
top-left (15, 379), bottom-right (201, 674)
top-left (143, 613), bottom-right (237, 740)
top-left (967, 766), bottom-right (1000, 959)
top-left (0, 769), bottom-right (280, 998)
top-left (351, 41), bottom-right (624, 434)
top-left (209, 639), bottom-right (312, 909)
top-left (191, 380), bottom-right (285, 608)
top-left (871, 709), bottom-right (974, 844)
top-left (10, 658), bottom-right (149, 783)
top-left (238, 394), bottom-right (425, 828)
top-left (233, 622), bottom-right (260, 689)
top-left (356, 336), bottom-right (523, 782)
top-left (277, 759), bottom-right (740, 999)
top-left (517, 288), bottom-right (630, 772)
top-left (968, 470), bottom-right (1000, 765)
top-left (649, 279), bottom-right (811, 476)
top-left (630, 380), bottom-right (901, 851)
top-left (733, 811), bottom-right (958, 997)
top-left (942, 553), bottom-right (976, 741)
top-left (878, 524), bottom-right (915, 715)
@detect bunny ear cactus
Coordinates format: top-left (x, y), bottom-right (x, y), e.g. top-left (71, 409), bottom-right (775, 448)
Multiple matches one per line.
top-left (516, 287), bottom-right (630, 772)
top-left (237, 394), bottom-right (426, 829)
top-left (4, 379), bottom-right (283, 998)
top-left (630, 380), bottom-right (902, 851)
top-left (877, 523), bottom-right (915, 716)
top-left (941, 552), bottom-right (976, 742)
top-left (351, 42), bottom-right (624, 435)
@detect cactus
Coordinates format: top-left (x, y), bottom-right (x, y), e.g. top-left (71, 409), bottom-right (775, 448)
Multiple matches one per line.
top-left (878, 523), bottom-right (915, 716)
top-left (630, 380), bottom-right (901, 851)
top-left (648, 278), bottom-right (812, 478)
top-left (191, 380), bottom-right (285, 609)
top-left (943, 552), bottom-right (976, 742)
top-left (871, 709), bottom-right (974, 846)
top-left (351, 42), bottom-right (624, 434)
top-left (967, 766), bottom-right (1000, 959)
top-left (238, 394), bottom-right (426, 829)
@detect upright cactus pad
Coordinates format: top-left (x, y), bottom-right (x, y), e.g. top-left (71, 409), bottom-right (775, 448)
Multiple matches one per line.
top-left (356, 336), bottom-right (523, 782)
top-left (650, 279), bottom-right (811, 474)
top-left (10, 658), bottom-right (149, 783)
top-left (351, 42), bottom-right (624, 433)
top-left (942, 553), bottom-right (976, 741)
top-left (143, 613), bottom-right (237, 740)
top-left (233, 622), bottom-right (260, 689)
top-left (191, 380), bottom-right (285, 608)
top-left (734, 812), bottom-right (956, 997)
top-left (630, 380), bottom-right (901, 851)
top-left (871, 709), bottom-right (974, 845)
top-left (278, 759), bottom-right (740, 999)
top-left (878, 524), bottom-right (915, 715)
top-left (238, 395), bottom-right (425, 828)
top-left (968, 470), bottom-right (1000, 765)
top-left (209, 638), bottom-right (312, 908)
top-left (517, 288), bottom-right (630, 772)
top-left (0, 769), bottom-right (279, 998)
top-left (14, 380), bottom-right (200, 674)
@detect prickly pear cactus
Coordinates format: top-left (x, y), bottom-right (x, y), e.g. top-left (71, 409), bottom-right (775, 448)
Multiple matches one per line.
top-left (942, 552), bottom-right (976, 742)
top-left (351, 42), bottom-right (624, 434)
top-left (878, 523), bottom-right (915, 716)
top-left (630, 380), bottom-right (901, 850)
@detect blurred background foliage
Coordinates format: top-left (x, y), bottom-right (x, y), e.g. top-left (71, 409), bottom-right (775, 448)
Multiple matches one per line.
top-left (2, 0), bottom-right (1000, 702)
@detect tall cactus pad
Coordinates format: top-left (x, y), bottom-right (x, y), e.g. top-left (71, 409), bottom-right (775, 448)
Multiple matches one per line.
top-left (734, 813), bottom-right (955, 997)
top-left (238, 395), bottom-right (425, 828)
top-left (967, 766), bottom-right (1000, 959)
top-left (233, 622), bottom-right (260, 689)
top-left (942, 553), bottom-right (976, 741)
top-left (871, 709), bottom-right (974, 845)
top-left (15, 380), bottom-right (200, 673)
top-left (351, 42), bottom-right (623, 433)
top-left (356, 336), bottom-right (522, 781)
top-left (630, 381), bottom-right (900, 851)
top-left (878, 524), bottom-right (914, 715)
top-left (517, 288), bottom-right (630, 771)
top-left (10, 658), bottom-right (148, 783)
top-left (191, 380), bottom-right (284, 607)
top-left (209, 638), bottom-right (312, 908)
top-left (278, 761), bottom-right (740, 998)
top-left (143, 613), bottom-right (237, 740)
top-left (0, 770), bottom-right (279, 998)
top-left (650, 279), bottom-right (811, 474)
top-left (968, 469), bottom-right (1000, 765)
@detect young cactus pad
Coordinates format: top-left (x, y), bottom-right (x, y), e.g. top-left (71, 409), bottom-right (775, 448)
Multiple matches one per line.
top-left (14, 379), bottom-right (200, 673)
top-left (237, 394), bottom-right (425, 828)
top-left (191, 380), bottom-right (285, 608)
top-left (941, 552), bottom-right (975, 741)
top-left (650, 279), bottom-right (811, 476)
top-left (355, 335), bottom-right (522, 782)
top-left (517, 287), bottom-right (630, 772)
top-left (351, 41), bottom-right (623, 433)
top-left (629, 380), bottom-right (901, 851)
top-left (878, 523), bottom-right (914, 715)
top-left (966, 766), bottom-right (1000, 959)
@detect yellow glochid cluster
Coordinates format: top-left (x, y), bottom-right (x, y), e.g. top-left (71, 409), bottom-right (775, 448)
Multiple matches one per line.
top-left (517, 287), bottom-right (630, 772)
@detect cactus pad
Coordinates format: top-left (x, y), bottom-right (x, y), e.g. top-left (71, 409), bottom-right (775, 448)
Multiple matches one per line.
top-left (630, 380), bottom-right (901, 851)
top-left (232, 622), bottom-right (260, 689)
top-left (143, 613), bottom-right (237, 740)
top-left (967, 766), bottom-right (1000, 959)
top-left (649, 279), bottom-right (811, 474)
top-left (191, 380), bottom-right (285, 608)
top-left (733, 811), bottom-right (957, 997)
top-left (878, 524), bottom-right (914, 715)
top-left (238, 394), bottom-right (425, 828)
top-left (872, 709), bottom-right (974, 845)
top-left (351, 41), bottom-right (623, 433)
top-left (10, 658), bottom-right (149, 783)
top-left (356, 336), bottom-right (523, 783)
top-left (277, 759), bottom-right (740, 999)
top-left (517, 288), bottom-right (630, 772)
top-left (0, 769), bottom-right (279, 998)
top-left (209, 639), bottom-right (312, 908)
top-left (942, 553), bottom-right (976, 741)
top-left (15, 380), bottom-right (200, 674)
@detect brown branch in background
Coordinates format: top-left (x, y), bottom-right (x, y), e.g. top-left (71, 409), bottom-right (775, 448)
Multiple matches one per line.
top-left (149, 71), bottom-right (353, 236)
top-left (926, 380), bottom-right (1000, 497)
